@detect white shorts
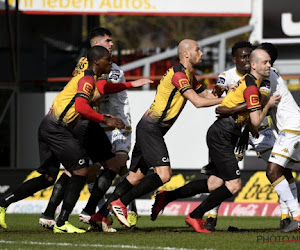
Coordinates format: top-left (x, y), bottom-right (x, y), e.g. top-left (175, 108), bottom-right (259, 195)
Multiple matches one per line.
top-left (269, 130), bottom-right (300, 168)
top-left (249, 126), bottom-right (277, 162)
top-left (105, 128), bottom-right (132, 155)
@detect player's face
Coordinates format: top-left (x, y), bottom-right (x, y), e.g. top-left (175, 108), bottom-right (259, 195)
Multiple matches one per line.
top-left (97, 55), bottom-right (112, 76)
top-left (255, 53), bottom-right (271, 78)
top-left (95, 35), bottom-right (114, 53)
top-left (234, 47), bottom-right (252, 75)
top-left (189, 44), bottom-right (203, 69)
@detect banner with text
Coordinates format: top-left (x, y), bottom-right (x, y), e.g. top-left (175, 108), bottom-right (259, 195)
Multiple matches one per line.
top-left (0, 0), bottom-right (251, 16)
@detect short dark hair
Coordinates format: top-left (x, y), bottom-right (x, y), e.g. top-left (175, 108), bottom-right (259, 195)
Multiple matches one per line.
top-left (257, 42), bottom-right (278, 66)
top-left (231, 41), bottom-right (253, 56)
top-left (89, 27), bottom-right (112, 42)
top-left (87, 46), bottom-right (109, 62)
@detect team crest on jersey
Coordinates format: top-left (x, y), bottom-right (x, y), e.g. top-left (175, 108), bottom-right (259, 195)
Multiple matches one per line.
top-left (249, 94), bottom-right (259, 106)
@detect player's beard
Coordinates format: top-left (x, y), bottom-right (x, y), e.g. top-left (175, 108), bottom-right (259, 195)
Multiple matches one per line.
top-left (191, 60), bottom-right (202, 70)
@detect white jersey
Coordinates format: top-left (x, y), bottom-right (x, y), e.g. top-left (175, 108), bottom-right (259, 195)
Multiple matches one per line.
top-left (99, 63), bottom-right (131, 128)
top-left (216, 67), bottom-right (244, 89)
top-left (268, 68), bottom-right (300, 132)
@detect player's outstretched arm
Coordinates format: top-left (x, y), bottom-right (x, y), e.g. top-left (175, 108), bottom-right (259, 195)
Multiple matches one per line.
top-left (131, 79), bottom-right (153, 87)
top-left (183, 89), bottom-right (223, 108)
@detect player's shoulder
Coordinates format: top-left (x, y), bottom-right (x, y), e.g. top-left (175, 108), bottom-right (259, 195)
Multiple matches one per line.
top-left (244, 74), bottom-right (257, 87)
top-left (112, 63), bottom-right (122, 71)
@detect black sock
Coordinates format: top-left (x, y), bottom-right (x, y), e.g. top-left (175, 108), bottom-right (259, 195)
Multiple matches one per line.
top-left (166, 179), bottom-right (208, 202)
top-left (121, 173), bottom-right (163, 206)
top-left (43, 173), bottom-right (70, 218)
top-left (56, 175), bottom-right (87, 226)
top-left (84, 169), bottom-right (116, 215)
top-left (190, 184), bottom-right (233, 219)
top-left (0, 175), bottom-right (54, 208)
top-left (98, 177), bottom-right (134, 217)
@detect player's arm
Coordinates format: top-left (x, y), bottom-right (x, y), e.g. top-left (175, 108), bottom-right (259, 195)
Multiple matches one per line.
top-left (245, 85), bottom-right (281, 127)
top-left (96, 77), bottom-right (152, 95)
top-left (75, 75), bottom-right (125, 128)
top-left (172, 72), bottom-right (223, 108)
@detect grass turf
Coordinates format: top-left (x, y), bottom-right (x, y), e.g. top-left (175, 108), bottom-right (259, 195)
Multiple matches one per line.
top-left (0, 214), bottom-right (299, 250)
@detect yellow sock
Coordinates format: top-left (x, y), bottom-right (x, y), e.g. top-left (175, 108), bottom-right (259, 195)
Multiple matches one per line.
top-left (281, 214), bottom-right (289, 220)
top-left (207, 213), bottom-right (217, 219)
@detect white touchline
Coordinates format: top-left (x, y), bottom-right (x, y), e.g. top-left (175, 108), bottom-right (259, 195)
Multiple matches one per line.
top-left (0, 240), bottom-right (197, 250)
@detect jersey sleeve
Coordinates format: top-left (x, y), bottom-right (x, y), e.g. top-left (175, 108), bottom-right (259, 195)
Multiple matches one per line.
top-left (77, 75), bottom-right (95, 100)
top-left (171, 71), bottom-right (192, 94)
top-left (192, 74), bottom-right (205, 94)
top-left (259, 79), bottom-right (271, 97)
top-left (216, 72), bottom-right (227, 86)
top-left (243, 75), bottom-right (261, 112)
top-left (75, 75), bottom-right (104, 122)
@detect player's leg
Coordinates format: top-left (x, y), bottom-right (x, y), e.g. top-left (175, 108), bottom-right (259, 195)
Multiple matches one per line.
top-left (266, 132), bottom-right (300, 232)
top-left (40, 170), bottom-right (71, 229)
top-left (0, 115), bottom-right (58, 229)
top-left (185, 122), bottom-right (240, 233)
top-left (151, 177), bottom-right (212, 221)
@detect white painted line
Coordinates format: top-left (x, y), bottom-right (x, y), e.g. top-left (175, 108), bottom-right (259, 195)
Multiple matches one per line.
top-left (0, 240), bottom-right (197, 250)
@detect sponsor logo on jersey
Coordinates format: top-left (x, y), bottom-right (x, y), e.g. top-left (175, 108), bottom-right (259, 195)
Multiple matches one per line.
top-left (216, 77), bottom-right (226, 85)
top-left (282, 148), bottom-right (289, 153)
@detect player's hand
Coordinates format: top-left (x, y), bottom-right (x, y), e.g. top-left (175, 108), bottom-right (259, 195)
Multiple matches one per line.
top-left (131, 79), bottom-right (153, 88)
top-left (268, 94), bottom-right (281, 107)
top-left (212, 85), bottom-right (228, 97)
top-left (235, 126), bottom-right (250, 154)
top-left (103, 114), bottom-right (125, 129)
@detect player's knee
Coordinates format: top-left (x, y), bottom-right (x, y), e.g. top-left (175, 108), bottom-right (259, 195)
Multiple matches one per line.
top-left (266, 163), bottom-right (282, 183)
top-left (158, 173), bottom-right (171, 184)
top-left (226, 179), bottom-right (242, 195)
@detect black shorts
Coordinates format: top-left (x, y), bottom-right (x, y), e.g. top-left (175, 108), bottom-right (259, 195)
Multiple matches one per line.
top-left (206, 118), bottom-right (241, 181)
top-left (38, 114), bottom-right (87, 178)
top-left (72, 119), bottom-right (115, 164)
top-left (38, 115), bottom-right (114, 178)
top-left (130, 117), bottom-right (170, 175)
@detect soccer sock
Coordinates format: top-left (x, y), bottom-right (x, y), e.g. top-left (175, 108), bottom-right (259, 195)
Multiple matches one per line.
top-left (0, 175), bottom-right (53, 208)
top-left (121, 173), bottom-right (163, 206)
top-left (279, 198), bottom-right (289, 220)
top-left (166, 179), bottom-right (209, 202)
top-left (273, 176), bottom-right (300, 218)
top-left (84, 169), bottom-right (116, 215)
top-left (43, 173), bottom-right (70, 218)
top-left (98, 177), bottom-right (134, 217)
top-left (208, 205), bottom-right (220, 218)
top-left (56, 175), bottom-right (87, 227)
top-left (288, 178), bottom-right (298, 202)
top-left (190, 184), bottom-right (232, 219)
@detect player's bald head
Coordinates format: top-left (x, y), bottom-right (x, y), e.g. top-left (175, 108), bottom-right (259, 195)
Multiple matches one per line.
top-left (178, 39), bottom-right (198, 59)
top-left (249, 49), bottom-right (270, 64)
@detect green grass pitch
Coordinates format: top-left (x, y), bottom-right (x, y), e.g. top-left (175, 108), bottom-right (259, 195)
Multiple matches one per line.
top-left (0, 214), bottom-right (299, 250)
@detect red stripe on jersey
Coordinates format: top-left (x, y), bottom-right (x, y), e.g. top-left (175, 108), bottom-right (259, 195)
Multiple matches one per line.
top-left (78, 75), bottom-right (95, 98)
top-left (172, 71), bottom-right (191, 90)
top-left (244, 85), bottom-right (261, 110)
